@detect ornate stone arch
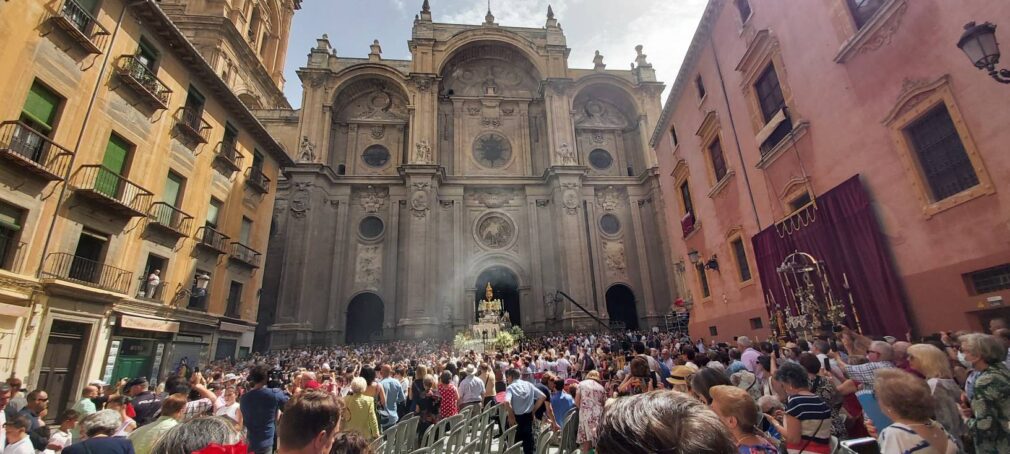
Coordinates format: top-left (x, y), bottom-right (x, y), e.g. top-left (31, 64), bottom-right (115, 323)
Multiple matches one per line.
top-left (330, 70), bottom-right (412, 107)
top-left (570, 74), bottom-right (642, 110)
top-left (571, 82), bottom-right (644, 175)
top-left (436, 29), bottom-right (546, 78)
top-left (467, 253), bottom-right (528, 289)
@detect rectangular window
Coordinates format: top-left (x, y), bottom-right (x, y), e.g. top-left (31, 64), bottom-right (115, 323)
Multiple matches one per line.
top-left (189, 269), bottom-right (211, 310)
top-left (847, 0), bottom-right (885, 29)
top-left (96, 134), bottom-right (132, 198)
top-left (184, 87), bottom-right (206, 129)
top-left (735, 0), bottom-right (752, 22)
top-left (136, 38), bottom-right (159, 71)
top-left (905, 104), bottom-right (979, 201)
top-left (206, 198), bottom-right (222, 228)
top-left (755, 64), bottom-right (786, 123)
top-left (240, 217), bottom-right (253, 244)
top-left (226, 281), bottom-right (243, 317)
top-left (696, 75), bottom-right (707, 100)
top-left (967, 264), bottom-right (1010, 295)
top-left (749, 317), bottom-right (763, 330)
top-left (223, 123), bottom-right (238, 148)
top-left (709, 326), bottom-right (718, 336)
top-left (680, 181), bottom-right (694, 216)
top-left (0, 202), bottom-right (24, 272)
top-left (21, 81), bottom-right (62, 135)
top-left (669, 124), bottom-right (679, 147)
top-left (731, 238), bottom-right (752, 282)
top-left (69, 229), bottom-right (108, 284)
top-left (697, 263), bottom-right (711, 299)
top-left (789, 192), bottom-right (812, 213)
top-left (252, 149), bottom-right (264, 171)
top-left (708, 138), bottom-right (728, 182)
top-left (163, 171), bottom-right (185, 207)
top-left (140, 254), bottom-right (166, 300)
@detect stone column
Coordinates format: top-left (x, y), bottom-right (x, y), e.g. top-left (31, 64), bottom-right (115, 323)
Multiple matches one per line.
top-left (543, 79), bottom-right (577, 166)
top-left (409, 74), bottom-right (438, 163)
top-left (628, 197), bottom-right (657, 320)
top-left (397, 165), bottom-right (442, 338)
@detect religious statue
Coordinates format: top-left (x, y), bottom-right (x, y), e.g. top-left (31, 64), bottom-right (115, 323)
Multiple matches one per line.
top-left (556, 143), bottom-right (577, 165)
top-left (415, 140), bottom-right (432, 164)
top-left (298, 136), bottom-right (316, 162)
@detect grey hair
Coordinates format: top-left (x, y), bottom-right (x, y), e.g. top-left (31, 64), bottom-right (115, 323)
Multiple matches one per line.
top-left (80, 409), bottom-right (121, 437)
top-left (150, 416), bottom-right (242, 454)
top-left (757, 395), bottom-right (784, 412)
top-left (870, 341), bottom-right (894, 361)
top-left (737, 336), bottom-right (753, 347)
top-left (961, 333), bottom-right (1008, 365)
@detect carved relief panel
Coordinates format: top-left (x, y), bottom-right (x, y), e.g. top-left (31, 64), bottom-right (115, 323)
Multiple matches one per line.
top-left (332, 79), bottom-right (409, 176)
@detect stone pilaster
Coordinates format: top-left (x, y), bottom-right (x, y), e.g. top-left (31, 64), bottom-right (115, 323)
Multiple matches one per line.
top-left (396, 164), bottom-right (443, 338)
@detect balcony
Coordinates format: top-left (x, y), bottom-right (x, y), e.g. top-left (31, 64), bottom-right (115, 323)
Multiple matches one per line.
top-left (49, 0), bottom-right (110, 55)
top-left (41, 252), bottom-right (132, 294)
top-left (147, 202), bottom-right (193, 237)
top-left (214, 142), bottom-right (243, 174)
top-left (229, 242), bottom-right (261, 268)
top-left (244, 166), bottom-right (270, 193)
top-left (71, 165), bottom-right (154, 218)
top-left (175, 106), bottom-right (211, 144)
top-left (194, 226), bottom-right (230, 255)
top-left (0, 121), bottom-right (74, 181)
top-left (115, 56), bottom-right (172, 110)
top-left (137, 278), bottom-right (172, 304)
top-left (681, 211), bottom-right (696, 238)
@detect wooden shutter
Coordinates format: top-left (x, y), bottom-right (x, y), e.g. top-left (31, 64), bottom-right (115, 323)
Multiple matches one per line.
top-left (163, 172), bottom-right (184, 206)
top-left (22, 82), bottom-right (60, 132)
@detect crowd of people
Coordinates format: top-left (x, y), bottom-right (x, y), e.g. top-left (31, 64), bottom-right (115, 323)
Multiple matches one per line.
top-left (1, 319), bottom-right (1009, 454)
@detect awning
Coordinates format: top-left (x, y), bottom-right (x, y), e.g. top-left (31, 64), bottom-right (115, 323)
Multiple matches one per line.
top-left (119, 314), bottom-right (180, 333)
top-left (0, 302), bottom-right (30, 318)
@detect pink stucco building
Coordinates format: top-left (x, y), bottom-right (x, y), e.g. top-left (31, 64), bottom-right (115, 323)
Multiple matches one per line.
top-left (654, 0), bottom-right (1010, 340)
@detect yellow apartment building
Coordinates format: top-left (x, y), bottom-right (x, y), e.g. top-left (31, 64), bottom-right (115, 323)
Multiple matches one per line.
top-left (0, 0), bottom-right (293, 417)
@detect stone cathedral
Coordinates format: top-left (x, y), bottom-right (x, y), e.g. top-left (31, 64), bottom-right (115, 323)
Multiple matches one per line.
top-left (256, 2), bottom-right (677, 348)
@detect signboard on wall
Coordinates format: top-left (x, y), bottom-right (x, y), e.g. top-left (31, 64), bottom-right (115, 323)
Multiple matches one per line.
top-left (102, 340), bottom-right (121, 384)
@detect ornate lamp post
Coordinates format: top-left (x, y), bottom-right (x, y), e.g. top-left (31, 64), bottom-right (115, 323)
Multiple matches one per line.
top-left (958, 21), bottom-right (1010, 84)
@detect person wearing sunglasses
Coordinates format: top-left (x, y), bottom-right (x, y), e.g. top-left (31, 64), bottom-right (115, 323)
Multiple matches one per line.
top-left (15, 390), bottom-right (47, 451)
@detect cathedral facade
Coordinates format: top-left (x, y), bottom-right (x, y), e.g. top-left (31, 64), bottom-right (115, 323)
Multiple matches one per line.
top-left (257, 3), bottom-right (678, 347)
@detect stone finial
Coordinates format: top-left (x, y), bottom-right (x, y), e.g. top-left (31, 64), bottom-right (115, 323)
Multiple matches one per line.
top-left (419, 0), bottom-right (432, 21)
top-left (634, 44), bottom-right (652, 67)
top-left (314, 34), bottom-right (332, 52)
top-left (593, 50), bottom-right (606, 71)
top-left (369, 39), bottom-right (382, 61)
top-left (485, 9), bottom-right (495, 25)
top-left (545, 4), bottom-right (558, 28)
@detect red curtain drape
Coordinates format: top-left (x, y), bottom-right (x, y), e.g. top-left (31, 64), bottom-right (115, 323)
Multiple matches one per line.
top-left (752, 175), bottom-right (910, 336)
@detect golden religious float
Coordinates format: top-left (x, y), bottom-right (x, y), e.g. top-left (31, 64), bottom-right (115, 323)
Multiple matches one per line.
top-left (472, 282), bottom-right (508, 338)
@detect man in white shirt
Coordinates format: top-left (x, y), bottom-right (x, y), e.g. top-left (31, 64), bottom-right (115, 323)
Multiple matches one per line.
top-left (554, 356), bottom-right (571, 380)
top-left (457, 366), bottom-right (485, 410)
top-left (2, 416), bottom-right (33, 454)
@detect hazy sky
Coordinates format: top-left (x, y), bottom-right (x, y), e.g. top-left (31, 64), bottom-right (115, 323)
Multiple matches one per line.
top-left (281, 0), bottom-right (708, 108)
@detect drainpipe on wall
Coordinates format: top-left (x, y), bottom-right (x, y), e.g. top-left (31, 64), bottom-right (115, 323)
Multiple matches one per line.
top-left (709, 35), bottom-right (762, 230)
top-left (21, 0), bottom-right (136, 384)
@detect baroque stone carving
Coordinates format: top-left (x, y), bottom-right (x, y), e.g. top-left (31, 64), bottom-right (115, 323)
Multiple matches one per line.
top-left (410, 182), bottom-right (430, 218)
top-left (290, 182), bottom-right (313, 218)
top-left (574, 98), bottom-right (630, 129)
top-left (413, 75), bottom-right (433, 92)
top-left (597, 186), bottom-right (623, 212)
top-left (476, 213), bottom-right (515, 249)
top-left (857, 1), bottom-right (909, 55)
top-left (354, 245), bottom-right (382, 289)
top-left (298, 136), bottom-right (316, 162)
top-left (335, 80), bottom-right (408, 122)
top-left (556, 143), bottom-right (577, 165)
top-left (480, 117), bottom-right (502, 128)
top-left (561, 182), bottom-right (580, 215)
top-left (472, 188), bottom-right (516, 208)
top-left (591, 131), bottom-right (605, 144)
top-left (370, 125), bottom-right (385, 140)
top-left (414, 140), bottom-right (433, 164)
top-left (465, 102), bottom-right (481, 116)
top-left (356, 186), bottom-right (387, 214)
top-left (603, 240), bottom-right (627, 271)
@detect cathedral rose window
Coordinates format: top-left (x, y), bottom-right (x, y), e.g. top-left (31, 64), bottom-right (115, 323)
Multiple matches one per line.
top-left (362, 144), bottom-right (390, 167)
top-left (359, 216), bottom-right (385, 239)
top-left (589, 148), bottom-right (614, 169)
top-left (473, 132), bottom-right (512, 168)
top-left (600, 213), bottom-right (621, 235)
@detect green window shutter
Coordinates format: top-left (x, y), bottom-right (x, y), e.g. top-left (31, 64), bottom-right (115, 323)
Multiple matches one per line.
top-left (163, 172), bottom-right (184, 206)
top-left (0, 203), bottom-right (23, 231)
top-left (240, 218), bottom-right (252, 244)
top-left (102, 135), bottom-right (130, 174)
top-left (22, 82), bottom-right (60, 132)
top-left (207, 199), bottom-right (222, 226)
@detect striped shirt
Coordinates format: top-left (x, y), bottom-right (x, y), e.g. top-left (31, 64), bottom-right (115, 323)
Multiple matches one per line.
top-left (785, 394), bottom-right (832, 454)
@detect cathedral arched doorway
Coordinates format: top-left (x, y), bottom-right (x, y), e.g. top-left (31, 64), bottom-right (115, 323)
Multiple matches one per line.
top-left (605, 284), bottom-right (639, 330)
top-left (345, 293), bottom-right (383, 344)
top-left (475, 266), bottom-right (521, 327)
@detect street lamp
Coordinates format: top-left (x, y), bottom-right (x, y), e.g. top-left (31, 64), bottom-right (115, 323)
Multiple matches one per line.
top-left (958, 21), bottom-right (1010, 84)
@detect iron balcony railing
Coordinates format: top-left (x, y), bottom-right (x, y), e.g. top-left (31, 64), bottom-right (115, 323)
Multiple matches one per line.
top-left (195, 226), bottom-right (230, 254)
top-left (214, 141), bottom-right (243, 173)
top-left (230, 242), bottom-right (261, 268)
top-left (72, 165), bottom-right (154, 217)
top-left (176, 106), bottom-right (211, 143)
top-left (0, 239), bottom-right (27, 274)
top-left (52, 0), bottom-right (110, 54)
top-left (137, 278), bottom-right (171, 304)
top-left (148, 202), bottom-right (193, 236)
top-left (115, 55), bottom-right (172, 108)
top-left (0, 121), bottom-right (74, 181)
top-left (245, 166), bottom-right (270, 193)
top-left (41, 252), bottom-right (132, 294)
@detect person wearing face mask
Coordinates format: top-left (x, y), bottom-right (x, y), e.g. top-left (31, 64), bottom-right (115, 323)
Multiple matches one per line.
top-left (959, 333), bottom-right (1010, 453)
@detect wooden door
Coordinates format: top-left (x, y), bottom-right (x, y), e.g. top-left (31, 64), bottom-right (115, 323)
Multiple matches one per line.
top-left (37, 321), bottom-right (86, 420)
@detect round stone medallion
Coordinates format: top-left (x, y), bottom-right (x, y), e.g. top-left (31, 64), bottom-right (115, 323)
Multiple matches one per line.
top-left (472, 132), bottom-right (512, 168)
top-left (476, 213), bottom-right (515, 249)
